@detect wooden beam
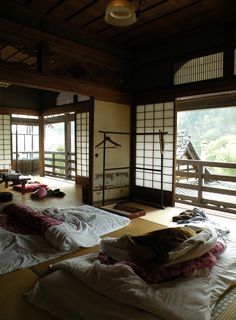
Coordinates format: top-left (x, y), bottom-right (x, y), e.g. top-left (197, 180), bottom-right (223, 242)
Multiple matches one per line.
top-left (0, 107), bottom-right (39, 115)
top-left (0, 17), bottom-right (129, 68)
top-left (0, 64), bottom-right (131, 105)
top-left (37, 42), bottom-right (50, 74)
top-left (135, 78), bottom-right (236, 105)
top-left (0, 16), bottom-right (131, 92)
top-left (176, 91), bottom-right (236, 111)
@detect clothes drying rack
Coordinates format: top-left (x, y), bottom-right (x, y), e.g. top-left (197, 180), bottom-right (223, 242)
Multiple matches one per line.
top-left (96, 129), bottom-right (168, 208)
top-left (95, 130), bottom-right (130, 206)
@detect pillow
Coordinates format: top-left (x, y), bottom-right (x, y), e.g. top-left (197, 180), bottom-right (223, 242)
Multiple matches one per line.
top-left (3, 203), bottom-right (61, 234)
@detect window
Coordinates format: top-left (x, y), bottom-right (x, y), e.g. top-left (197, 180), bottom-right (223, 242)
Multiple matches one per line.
top-left (12, 124), bottom-right (39, 160)
top-left (174, 52), bottom-right (224, 85)
top-left (11, 114), bottom-right (39, 162)
top-left (57, 92), bottom-right (75, 106)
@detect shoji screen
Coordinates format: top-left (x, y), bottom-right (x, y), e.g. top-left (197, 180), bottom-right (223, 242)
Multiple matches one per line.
top-left (0, 114), bottom-right (11, 170)
top-left (174, 52), bottom-right (223, 85)
top-left (133, 102), bottom-right (175, 207)
top-left (76, 112), bottom-right (90, 178)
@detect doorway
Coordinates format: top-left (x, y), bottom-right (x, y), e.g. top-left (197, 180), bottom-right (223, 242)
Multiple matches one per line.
top-left (175, 94), bottom-right (236, 214)
top-left (12, 114), bottom-right (39, 175)
top-left (44, 112), bottom-right (75, 180)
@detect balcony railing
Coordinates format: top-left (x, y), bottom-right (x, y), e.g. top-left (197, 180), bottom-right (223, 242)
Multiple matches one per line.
top-left (175, 159), bottom-right (236, 214)
top-left (12, 151), bottom-right (39, 175)
top-left (44, 151), bottom-right (75, 179)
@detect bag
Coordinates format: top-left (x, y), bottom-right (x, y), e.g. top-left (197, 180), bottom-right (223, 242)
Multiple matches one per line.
top-left (0, 192), bottom-right (13, 202)
top-left (31, 187), bottom-right (47, 199)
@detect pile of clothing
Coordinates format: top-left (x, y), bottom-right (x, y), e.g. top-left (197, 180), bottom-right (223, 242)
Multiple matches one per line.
top-left (172, 207), bottom-right (207, 224)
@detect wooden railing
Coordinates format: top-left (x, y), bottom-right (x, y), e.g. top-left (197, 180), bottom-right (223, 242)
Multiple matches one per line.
top-left (175, 159), bottom-right (236, 214)
top-left (44, 151), bottom-right (75, 179)
top-left (12, 152), bottom-right (39, 175)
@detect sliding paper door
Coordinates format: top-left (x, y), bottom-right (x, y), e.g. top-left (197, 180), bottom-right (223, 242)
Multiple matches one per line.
top-left (0, 114), bottom-right (11, 171)
top-left (75, 99), bottom-right (94, 204)
top-left (132, 102), bottom-right (175, 207)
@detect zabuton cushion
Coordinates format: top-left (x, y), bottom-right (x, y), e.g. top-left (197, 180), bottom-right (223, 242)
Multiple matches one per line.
top-left (13, 183), bottom-right (48, 192)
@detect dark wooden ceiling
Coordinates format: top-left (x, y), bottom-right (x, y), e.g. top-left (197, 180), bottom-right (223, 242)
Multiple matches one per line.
top-left (2, 0), bottom-right (236, 50)
top-left (0, 0), bottom-right (235, 94)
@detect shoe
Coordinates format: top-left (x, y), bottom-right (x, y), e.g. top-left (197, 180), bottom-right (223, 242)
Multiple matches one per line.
top-left (46, 188), bottom-right (65, 197)
top-left (53, 189), bottom-right (65, 197)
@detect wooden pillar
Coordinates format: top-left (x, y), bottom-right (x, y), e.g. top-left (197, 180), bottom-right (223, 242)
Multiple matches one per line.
top-left (38, 115), bottom-right (45, 176)
top-left (65, 113), bottom-right (71, 179)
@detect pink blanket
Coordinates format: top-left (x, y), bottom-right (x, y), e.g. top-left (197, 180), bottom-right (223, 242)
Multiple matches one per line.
top-left (2, 203), bottom-right (61, 235)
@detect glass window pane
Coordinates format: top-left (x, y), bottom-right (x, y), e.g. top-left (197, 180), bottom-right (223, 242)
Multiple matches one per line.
top-left (25, 135), bottom-right (32, 151)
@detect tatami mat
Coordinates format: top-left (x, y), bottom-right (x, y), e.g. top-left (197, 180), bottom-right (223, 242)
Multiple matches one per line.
top-left (213, 286), bottom-right (236, 320)
top-left (31, 218), bottom-right (165, 277)
top-left (0, 269), bottom-right (57, 320)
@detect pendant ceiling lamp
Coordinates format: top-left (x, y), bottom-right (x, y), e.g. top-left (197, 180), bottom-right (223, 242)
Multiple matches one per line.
top-left (105, 0), bottom-right (141, 27)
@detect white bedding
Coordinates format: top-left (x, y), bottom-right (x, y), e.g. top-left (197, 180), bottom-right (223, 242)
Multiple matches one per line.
top-left (41, 205), bottom-right (131, 237)
top-left (0, 205), bottom-right (130, 275)
top-left (44, 221), bottom-right (100, 251)
top-left (27, 230), bottom-right (236, 320)
top-left (0, 231), bottom-right (64, 276)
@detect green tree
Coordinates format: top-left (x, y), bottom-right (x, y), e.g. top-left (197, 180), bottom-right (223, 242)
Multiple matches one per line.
top-left (206, 136), bottom-right (236, 175)
top-left (178, 106), bottom-right (236, 175)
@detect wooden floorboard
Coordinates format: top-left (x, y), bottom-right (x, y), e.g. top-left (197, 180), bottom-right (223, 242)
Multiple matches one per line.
top-left (0, 176), bottom-right (83, 209)
top-left (1, 175), bottom-right (235, 228)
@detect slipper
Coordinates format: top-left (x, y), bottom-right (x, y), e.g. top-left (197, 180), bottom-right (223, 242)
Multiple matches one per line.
top-left (53, 190), bottom-right (65, 197)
